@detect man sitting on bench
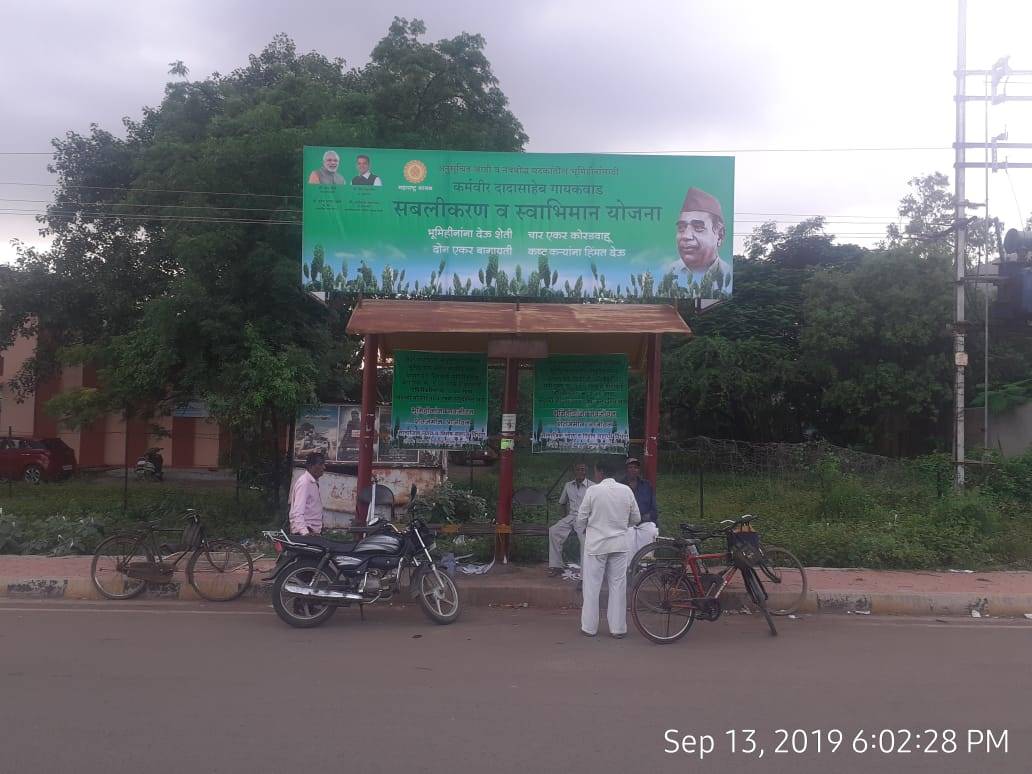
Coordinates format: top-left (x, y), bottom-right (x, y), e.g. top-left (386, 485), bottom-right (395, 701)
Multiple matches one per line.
top-left (547, 462), bottom-right (595, 577)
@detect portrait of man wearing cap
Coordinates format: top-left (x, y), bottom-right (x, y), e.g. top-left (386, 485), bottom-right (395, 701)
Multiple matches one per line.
top-left (665, 187), bottom-right (732, 294)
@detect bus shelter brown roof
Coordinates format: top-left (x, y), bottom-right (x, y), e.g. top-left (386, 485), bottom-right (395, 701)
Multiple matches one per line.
top-left (345, 299), bottom-right (691, 369)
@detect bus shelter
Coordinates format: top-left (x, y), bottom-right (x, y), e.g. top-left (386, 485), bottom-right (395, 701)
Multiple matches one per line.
top-left (345, 299), bottom-right (692, 560)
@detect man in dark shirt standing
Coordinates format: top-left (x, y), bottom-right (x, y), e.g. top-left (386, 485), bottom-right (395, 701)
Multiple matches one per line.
top-left (622, 457), bottom-right (658, 527)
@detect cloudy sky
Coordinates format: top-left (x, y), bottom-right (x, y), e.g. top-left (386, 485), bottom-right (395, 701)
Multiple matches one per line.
top-left (2, 0), bottom-right (1031, 263)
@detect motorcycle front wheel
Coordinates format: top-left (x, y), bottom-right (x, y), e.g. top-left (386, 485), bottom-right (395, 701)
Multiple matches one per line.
top-left (272, 561), bottom-right (337, 628)
top-left (414, 565), bottom-right (461, 624)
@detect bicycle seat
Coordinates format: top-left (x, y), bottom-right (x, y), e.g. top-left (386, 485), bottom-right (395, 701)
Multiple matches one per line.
top-left (679, 522), bottom-right (708, 534)
top-left (288, 535), bottom-right (358, 553)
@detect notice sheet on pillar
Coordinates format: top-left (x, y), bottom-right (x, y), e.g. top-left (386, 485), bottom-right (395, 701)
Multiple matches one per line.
top-left (389, 351), bottom-right (489, 451)
top-left (532, 355), bottom-right (629, 454)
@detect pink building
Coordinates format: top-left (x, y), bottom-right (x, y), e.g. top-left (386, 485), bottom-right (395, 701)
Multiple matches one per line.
top-left (0, 333), bottom-right (224, 470)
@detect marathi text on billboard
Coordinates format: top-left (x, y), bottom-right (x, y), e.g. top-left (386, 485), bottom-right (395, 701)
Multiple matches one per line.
top-left (302, 148), bottom-right (734, 301)
top-left (389, 351), bottom-right (489, 451)
top-left (532, 355), bottom-right (630, 454)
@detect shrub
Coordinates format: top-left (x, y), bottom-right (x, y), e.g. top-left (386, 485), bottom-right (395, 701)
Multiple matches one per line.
top-left (814, 456), bottom-right (876, 520)
top-left (408, 481), bottom-right (488, 523)
top-left (982, 451), bottom-right (1032, 509)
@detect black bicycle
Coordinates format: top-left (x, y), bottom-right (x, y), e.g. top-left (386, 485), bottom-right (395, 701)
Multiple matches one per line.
top-left (91, 510), bottom-right (254, 602)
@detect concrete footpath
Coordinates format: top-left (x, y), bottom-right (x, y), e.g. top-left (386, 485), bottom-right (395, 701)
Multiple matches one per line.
top-left (3, 555), bottom-right (1032, 616)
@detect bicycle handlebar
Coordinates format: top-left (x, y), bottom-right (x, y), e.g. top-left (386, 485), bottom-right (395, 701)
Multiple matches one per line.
top-left (678, 514), bottom-right (757, 541)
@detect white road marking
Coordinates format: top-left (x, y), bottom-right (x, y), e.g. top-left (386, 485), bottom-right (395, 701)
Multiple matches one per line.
top-left (0, 605), bottom-right (271, 616)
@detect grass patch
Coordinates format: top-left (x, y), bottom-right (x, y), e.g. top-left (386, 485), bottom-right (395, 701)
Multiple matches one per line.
top-left (3, 452), bottom-right (1030, 570)
top-left (0, 474), bottom-right (276, 555)
top-left (445, 451), bottom-right (1032, 570)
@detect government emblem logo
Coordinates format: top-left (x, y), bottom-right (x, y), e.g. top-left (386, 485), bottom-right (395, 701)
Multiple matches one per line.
top-left (403, 160), bottom-right (428, 184)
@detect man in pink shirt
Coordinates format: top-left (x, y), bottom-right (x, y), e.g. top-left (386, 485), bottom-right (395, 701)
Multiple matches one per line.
top-left (289, 452), bottom-right (326, 535)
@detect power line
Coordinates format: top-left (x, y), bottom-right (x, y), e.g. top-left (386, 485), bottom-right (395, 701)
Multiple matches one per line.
top-left (609, 146), bottom-right (951, 154)
top-left (0, 207), bottom-right (896, 231)
top-left (0, 196), bottom-right (301, 214)
top-left (0, 212), bottom-right (890, 236)
top-left (0, 207), bottom-right (894, 237)
top-left (735, 211), bottom-right (898, 219)
top-left (1, 145), bottom-right (957, 156)
top-left (0, 201), bottom-right (902, 227)
top-left (0, 198), bottom-right (902, 223)
top-left (0, 180), bottom-right (302, 199)
top-left (0, 209), bottom-right (298, 226)
top-left (0, 193), bottom-right (905, 224)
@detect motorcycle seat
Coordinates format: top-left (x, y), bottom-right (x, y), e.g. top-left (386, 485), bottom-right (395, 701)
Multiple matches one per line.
top-left (288, 535), bottom-right (358, 553)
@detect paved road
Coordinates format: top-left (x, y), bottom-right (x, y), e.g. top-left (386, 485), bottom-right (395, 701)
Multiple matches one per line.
top-left (1, 600), bottom-right (1029, 774)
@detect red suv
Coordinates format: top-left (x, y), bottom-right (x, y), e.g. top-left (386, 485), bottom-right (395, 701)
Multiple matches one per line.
top-left (0, 437), bottom-right (77, 483)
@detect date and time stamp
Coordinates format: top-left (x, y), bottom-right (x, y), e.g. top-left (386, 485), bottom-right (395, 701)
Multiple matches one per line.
top-left (663, 728), bottom-right (1010, 760)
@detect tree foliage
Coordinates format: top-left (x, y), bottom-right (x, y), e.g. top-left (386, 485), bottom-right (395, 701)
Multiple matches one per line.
top-left (0, 21), bottom-right (527, 490)
top-left (799, 248), bottom-right (954, 455)
top-left (885, 172), bottom-right (992, 260)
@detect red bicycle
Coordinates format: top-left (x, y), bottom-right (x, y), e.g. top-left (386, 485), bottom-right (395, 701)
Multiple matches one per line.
top-left (630, 515), bottom-right (779, 643)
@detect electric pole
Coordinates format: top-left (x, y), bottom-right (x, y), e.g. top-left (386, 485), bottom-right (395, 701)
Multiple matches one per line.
top-left (951, 2), bottom-right (1032, 487)
top-left (953, 0), bottom-right (968, 489)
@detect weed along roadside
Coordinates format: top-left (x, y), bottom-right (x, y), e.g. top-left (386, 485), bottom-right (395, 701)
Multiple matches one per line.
top-left (1, 445), bottom-right (1030, 572)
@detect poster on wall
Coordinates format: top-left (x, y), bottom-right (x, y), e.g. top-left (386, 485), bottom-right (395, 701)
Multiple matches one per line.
top-left (294, 405), bottom-right (340, 463)
top-left (532, 355), bottom-right (630, 454)
top-left (295, 404), bottom-right (443, 468)
top-left (334, 404), bottom-right (363, 462)
top-left (302, 147), bottom-right (734, 301)
top-left (389, 351), bottom-right (488, 451)
top-left (375, 406), bottom-right (421, 464)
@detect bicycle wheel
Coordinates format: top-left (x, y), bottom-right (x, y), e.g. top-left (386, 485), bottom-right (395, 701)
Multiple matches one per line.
top-left (187, 539), bottom-right (254, 602)
top-left (91, 535), bottom-right (150, 600)
top-left (757, 546), bottom-right (807, 615)
top-left (743, 568), bottom-right (778, 637)
top-left (630, 566), bottom-right (697, 644)
top-left (627, 539), bottom-right (684, 583)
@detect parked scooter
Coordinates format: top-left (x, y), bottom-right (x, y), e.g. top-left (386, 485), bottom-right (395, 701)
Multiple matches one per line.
top-left (135, 448), bottom-right (164, 481)
top-left (263, 506), bottom-right (460, 629)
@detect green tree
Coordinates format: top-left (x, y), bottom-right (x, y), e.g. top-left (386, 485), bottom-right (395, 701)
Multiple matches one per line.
top-left (662, 217), bottom-right (863, 442)
top-left (745, 216), bottom-right (862, 267)
top-left (0, 23), bottom-right (527, 496)
top-left (663, 256), bottom-right (816, 441)
top-left (885, 172), bottom-right (991, 260)
top-left (799, 248), bottom-right (954, 455)
top-left (363, 18), bottom-right (527, 151)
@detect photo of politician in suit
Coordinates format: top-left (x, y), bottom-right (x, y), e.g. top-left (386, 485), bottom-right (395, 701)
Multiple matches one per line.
top-left (352, 154), bottom-right (383, 186)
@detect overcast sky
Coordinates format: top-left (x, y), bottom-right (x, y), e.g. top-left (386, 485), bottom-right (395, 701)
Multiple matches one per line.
top-left (2, 0), bottom-right (1031, 263)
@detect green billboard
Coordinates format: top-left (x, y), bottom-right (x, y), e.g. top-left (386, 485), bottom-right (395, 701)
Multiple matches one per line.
top-left (389, 351), bottom-right (488, 451)
top-left (532, 355), bottom-right (629, 454)
top-left (302, 147), bottom-right (733, 300)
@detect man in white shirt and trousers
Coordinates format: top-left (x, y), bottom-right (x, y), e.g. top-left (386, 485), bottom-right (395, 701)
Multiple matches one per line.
top-left (289, 452), bottom-right (326, 535)
top-left (547, 462), bottom-right (594, 577)
top-left (576, 459), bottom-right (641, 638)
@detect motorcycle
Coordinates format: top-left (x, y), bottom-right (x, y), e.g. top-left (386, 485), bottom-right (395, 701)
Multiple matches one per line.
top-left (135, 448), bottom-right (164, 481)
top-left (262, 515), bottom-right (460, 629)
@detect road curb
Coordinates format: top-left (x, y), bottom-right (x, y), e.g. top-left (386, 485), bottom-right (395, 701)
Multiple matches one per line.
top-left (4, 575), bottom-right (1032, 617)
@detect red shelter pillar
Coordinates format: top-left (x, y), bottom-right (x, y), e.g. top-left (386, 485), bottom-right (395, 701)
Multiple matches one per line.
top-left (356, 334), bottom-right (379, 525)
top-left (644, 333), bottom-right (661, 488)
top-left (495, 358), bottom-right (519, 563)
